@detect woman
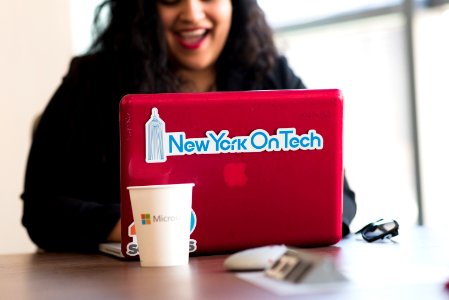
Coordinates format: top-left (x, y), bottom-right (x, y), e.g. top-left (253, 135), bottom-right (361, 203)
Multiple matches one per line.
top-left (22, 0), bottom-right (356, 251)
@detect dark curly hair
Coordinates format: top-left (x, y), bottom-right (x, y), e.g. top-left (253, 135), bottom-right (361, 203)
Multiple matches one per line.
top-left (90, 0), bottom-right (277, 93)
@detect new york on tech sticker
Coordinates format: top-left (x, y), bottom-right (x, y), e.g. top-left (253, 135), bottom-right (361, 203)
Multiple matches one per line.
top-left (145, 107), bottom-right (324, 164)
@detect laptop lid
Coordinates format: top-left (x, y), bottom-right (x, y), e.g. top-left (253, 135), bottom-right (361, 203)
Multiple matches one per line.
top-left (119, 89), bottom-right (343, 258)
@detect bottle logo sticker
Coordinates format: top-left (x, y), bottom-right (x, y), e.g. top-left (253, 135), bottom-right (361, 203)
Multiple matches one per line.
top-left (145, 107), bottom-right (323, 163)
top-left (145, 108), bottom-right (166, 163)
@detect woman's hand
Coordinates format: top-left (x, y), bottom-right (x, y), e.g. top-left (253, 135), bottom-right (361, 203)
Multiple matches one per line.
top-left (107, 219), bottom-right (121, 242)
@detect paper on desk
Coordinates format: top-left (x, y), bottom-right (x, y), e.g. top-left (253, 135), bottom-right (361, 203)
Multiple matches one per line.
top-left (237, 263), bottom-right (449, 296)
top-left (237, 272), bottom-right (349, 296)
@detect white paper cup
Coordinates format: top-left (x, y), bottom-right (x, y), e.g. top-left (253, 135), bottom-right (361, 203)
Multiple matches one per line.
top-left (127, 183), bottom-right (194, 267)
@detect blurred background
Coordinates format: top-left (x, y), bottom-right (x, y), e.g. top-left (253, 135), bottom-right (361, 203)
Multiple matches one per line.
top-left (1, 0), bottom-right (448, 254)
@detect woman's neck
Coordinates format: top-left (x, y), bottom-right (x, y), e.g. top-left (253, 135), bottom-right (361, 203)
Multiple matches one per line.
top-left (177, 67), bottom-right (216, 92)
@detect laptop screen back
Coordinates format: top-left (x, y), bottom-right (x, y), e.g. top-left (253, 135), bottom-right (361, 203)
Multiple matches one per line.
top-left (119, 89), bottom-right (343, 257)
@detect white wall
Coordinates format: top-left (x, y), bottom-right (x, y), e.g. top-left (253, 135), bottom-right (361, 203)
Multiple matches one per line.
top-left (415, 6), bottom-right (449, 229)
top-left (69, 0), bottom-right (105, 55)
top-left (0, 0), bottom-right (72, 253)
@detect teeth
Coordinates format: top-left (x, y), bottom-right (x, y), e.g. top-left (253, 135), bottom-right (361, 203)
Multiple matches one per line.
top-left (179, 29), bottom-right (207, 38)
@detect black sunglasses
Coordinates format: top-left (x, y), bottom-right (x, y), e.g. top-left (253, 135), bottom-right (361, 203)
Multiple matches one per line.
top-left (356, 219), bottom-right (399, 242)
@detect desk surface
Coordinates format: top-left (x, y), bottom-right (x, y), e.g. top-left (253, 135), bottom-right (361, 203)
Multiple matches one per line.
top-left (1, 227), bottom-right (449, 300)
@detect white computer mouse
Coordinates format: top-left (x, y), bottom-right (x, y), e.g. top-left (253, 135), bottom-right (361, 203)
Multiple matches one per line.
top-left (223, 245), bottom-right (288, 271)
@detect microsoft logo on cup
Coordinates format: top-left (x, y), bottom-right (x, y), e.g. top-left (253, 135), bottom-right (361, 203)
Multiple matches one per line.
top-left (140, 214), bottom-right (151, 225)
top-left (140, 212), bottom-right (179, 224)
top-left (145, 107), bottom-right (324, 163)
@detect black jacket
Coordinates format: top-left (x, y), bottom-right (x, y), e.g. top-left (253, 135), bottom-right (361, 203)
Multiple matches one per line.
top-left (22, 54), bottom-right (356, 251)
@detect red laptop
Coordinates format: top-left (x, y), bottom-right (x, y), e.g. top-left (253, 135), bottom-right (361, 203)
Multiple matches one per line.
top-left (119, 89), bottom-right (343, 258)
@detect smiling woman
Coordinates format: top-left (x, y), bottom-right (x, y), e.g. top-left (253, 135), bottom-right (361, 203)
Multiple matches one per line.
top-left (88, 0), bottom-right (280, 94)
top-left (156, 0), bottom-right (233, 92)
top-left (21, 0), bottom-right (356, 251)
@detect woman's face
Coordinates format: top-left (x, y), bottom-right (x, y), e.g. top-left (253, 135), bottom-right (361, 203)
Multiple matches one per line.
top-left (156, 0), bottom-right (233, 72)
